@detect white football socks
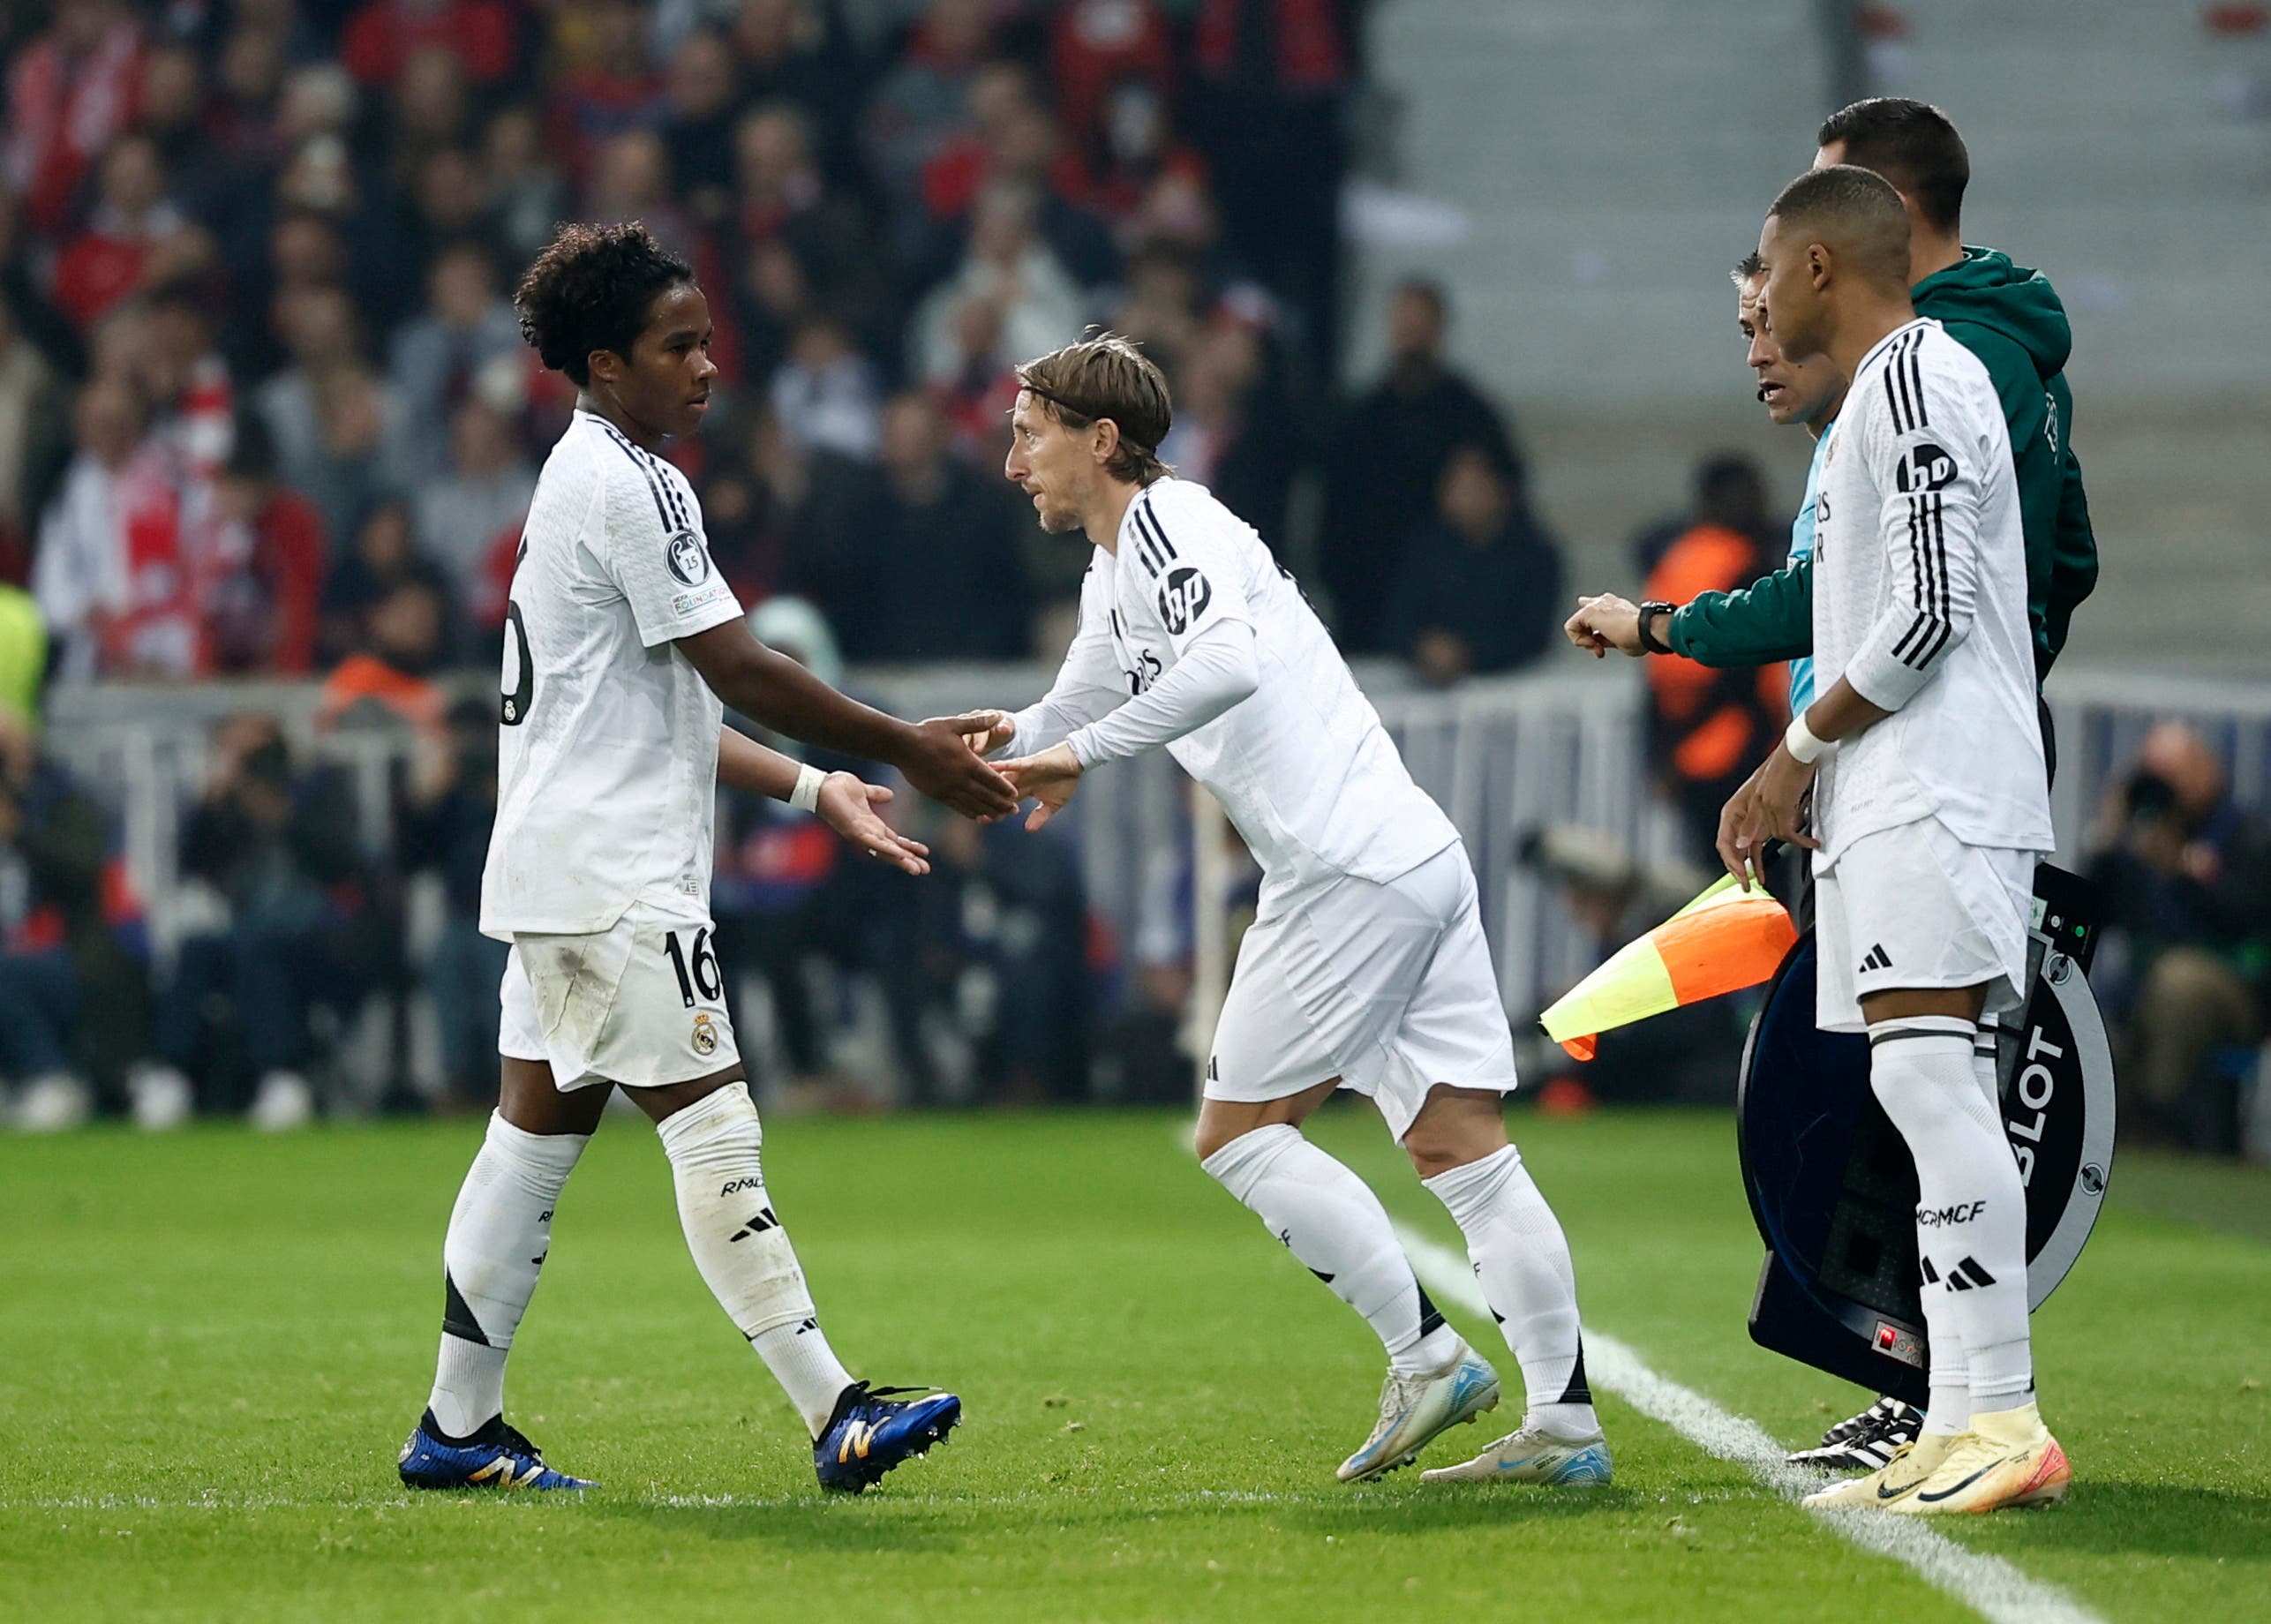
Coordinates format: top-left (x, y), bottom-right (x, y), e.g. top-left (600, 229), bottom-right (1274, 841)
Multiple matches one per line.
top-left (1972, 1020), bottom-right (2037, 1414)
top-left (656, 1083), bottom-right (854, 1436)
top-left (1923, 1321), bottom-right (1970, 1437)
top-left (1870, 1017), bottom-right (2033, 1419)
top-left (1202, 1124), bottom-right (1462, 1376)
top-left (748, 1319), bottom-right (856, 1436)
top-left (1911, 1024), bottom-right (1998, 1435)
top-left (1423, 1144), bottom-right (1598, 1439)
top-left (427, 1112), bottom-right (589, 1440)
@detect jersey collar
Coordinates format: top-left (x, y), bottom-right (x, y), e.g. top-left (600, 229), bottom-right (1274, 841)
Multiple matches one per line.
top-left (1854, 316), bottom-right (1935, 377)
top-left (1117, 479), bottom-right (1174, 555)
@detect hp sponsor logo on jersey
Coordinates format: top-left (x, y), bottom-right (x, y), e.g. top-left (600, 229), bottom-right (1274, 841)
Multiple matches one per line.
top-left (1894, 441), bottom-right (1958, 493)
top-left (665, 529), bottom-right (711, 588)
top-left (1157, 567), bottom-right (1212, 635)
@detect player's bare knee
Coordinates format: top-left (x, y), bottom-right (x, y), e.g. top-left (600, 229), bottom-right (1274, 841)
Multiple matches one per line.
top-left (498, 1056), bottom-right (611, 1137)
top-left (631, 1063), bottom-right (751, 1126)
top-left (1193, 1079), bottom-right (1337, 1162)
top-left (1193, 1109), bottom-right (1275, 1164)
top-left (1191, 1119), bottom-right (1233, 1163)
top-left (1404, 1132), bottom-right (1496, 1180)
top-left (1401, 1085), bottom-right (1508, 1178)
top-left (1859, 983), bottom-right (1989, 1026)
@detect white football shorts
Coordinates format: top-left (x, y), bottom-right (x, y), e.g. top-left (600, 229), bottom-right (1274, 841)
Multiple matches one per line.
top-left (499, 904), bottom-right (741, 1090)
top-left (1206, 844), bottom-right (1515, 1142)
top-left (1814, 816), bottom-right (2039, 1034)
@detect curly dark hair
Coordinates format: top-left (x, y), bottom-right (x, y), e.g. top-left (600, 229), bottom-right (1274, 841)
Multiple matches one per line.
top-left (513, 221), bottom-right (696, 387)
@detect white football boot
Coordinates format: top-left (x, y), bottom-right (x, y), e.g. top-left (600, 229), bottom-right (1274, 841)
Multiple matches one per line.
top-left (1420, 1423), bottom-right (1613, 1486)
top-left (1336, 1342), bottom-right (1500, 1482)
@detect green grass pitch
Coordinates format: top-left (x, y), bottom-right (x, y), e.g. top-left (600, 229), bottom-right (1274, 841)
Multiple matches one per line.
top-left (3, 1106), bottom-right (2265, 1622)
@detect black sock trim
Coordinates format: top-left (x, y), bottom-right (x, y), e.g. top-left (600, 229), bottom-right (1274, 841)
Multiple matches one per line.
top-left (420, 1407), bottom-right (502, 1448)
top-left (1415, 1284), bottom-right (1446, 1339)
top-left (1869, 1029), bottom-right (1973, 1049)
top-left (441, 1273), bottom-right (491, 1347)
top-left (818, 1380), bottom-right (867, 1435)
top-left (1555, 1338), bottom-right (1592, 1406)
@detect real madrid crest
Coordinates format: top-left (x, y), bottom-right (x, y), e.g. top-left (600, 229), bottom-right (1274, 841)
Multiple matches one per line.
top-left (691, 1011), bottom-right (718, 1057)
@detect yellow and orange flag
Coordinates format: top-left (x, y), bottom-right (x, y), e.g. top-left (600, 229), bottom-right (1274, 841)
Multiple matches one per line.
top-left (1541, 875), bottom-right (1797, 1061)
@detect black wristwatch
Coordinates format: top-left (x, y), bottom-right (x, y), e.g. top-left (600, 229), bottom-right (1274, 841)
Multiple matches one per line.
top-left (1637, 601), bottom-right (1677, 657)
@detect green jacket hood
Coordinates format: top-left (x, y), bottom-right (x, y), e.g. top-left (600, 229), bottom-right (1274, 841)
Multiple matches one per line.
top-left (1913, 246), bottom-right (2072, 382)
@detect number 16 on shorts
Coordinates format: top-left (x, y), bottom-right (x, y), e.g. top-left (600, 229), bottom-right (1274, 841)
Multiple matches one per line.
top-left (664, 927), bottom-right (725, 1009)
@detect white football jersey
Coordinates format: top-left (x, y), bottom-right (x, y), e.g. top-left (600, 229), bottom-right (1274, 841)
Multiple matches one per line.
top-left (480, 410), bottom-right (744, 939)
top-left (1810, 319), bottom-right (2054, 862)
top-left (1060, 478), bottom-right (1459, 894)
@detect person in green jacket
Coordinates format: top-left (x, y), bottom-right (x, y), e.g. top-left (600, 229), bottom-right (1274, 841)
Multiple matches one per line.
top-left (1569, 100), bottom-right (2099, 752)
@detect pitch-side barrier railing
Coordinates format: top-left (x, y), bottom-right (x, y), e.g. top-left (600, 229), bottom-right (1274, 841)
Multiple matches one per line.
top-left (39, 663), bottom-right (2271, 1093)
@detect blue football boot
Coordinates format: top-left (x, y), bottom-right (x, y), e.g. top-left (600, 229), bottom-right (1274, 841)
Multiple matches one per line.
top-left (813, 1382), bottom-right (961, 1492)
top-left (398, 1410), bottom-right (595, 1491)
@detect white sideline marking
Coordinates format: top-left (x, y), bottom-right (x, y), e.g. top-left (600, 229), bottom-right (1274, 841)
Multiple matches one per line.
top-left (1397, 1228), bottom-right (2103, 1624)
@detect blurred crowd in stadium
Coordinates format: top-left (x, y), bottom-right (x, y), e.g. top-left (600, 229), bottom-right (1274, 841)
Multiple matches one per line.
top-left (0, 0), bottom-right (1560, 1127)
top-left (0, 1), bottom-right (2261, 1155)
top-left (0, 0), bottom-right (1566, 683)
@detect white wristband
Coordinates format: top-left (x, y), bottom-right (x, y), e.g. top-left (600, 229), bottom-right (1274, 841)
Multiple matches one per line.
top-left (1783, 712), bottom-right (1830, 765)
top-left (789, 763), bottom-right (827, 813)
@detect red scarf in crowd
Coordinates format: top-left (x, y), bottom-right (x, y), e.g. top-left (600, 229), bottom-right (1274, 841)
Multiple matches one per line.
top-left (4, 17), bottom-right (143, 232)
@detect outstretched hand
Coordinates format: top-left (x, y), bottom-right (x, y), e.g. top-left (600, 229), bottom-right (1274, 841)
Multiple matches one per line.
top-left (926, 710), bottom-right (1016, 757)
top-left (899, 717), bottom-right (1019, 820)
top-left (1565, 593), bottom-right (1647, 658)
top-left (996, 741), bottom-right (1084, 831)
top-left (816, 772), bottom-right (932, 875)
